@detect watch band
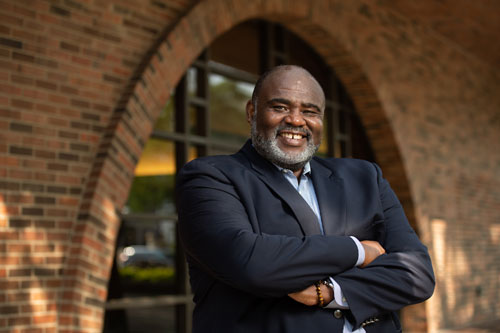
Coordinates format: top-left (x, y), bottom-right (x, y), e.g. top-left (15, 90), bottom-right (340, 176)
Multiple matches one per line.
top-left (321, 278), bottom-right (334, 289)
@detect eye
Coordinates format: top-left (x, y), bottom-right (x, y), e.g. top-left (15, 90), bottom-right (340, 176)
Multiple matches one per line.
top-left (303, 109), bottom-right (320, 117)
top-left (272, 105), bottom-right (287, 112)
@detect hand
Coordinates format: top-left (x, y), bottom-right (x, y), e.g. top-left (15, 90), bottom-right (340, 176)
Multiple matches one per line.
top-left (288, 283), bottom-right (333, 306)
top-left (360, 240), bottom-right (386, 267)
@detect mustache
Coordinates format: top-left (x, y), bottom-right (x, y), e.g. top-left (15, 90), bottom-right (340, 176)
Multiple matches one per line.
top-left (275, 125), bottom-right (312, 138)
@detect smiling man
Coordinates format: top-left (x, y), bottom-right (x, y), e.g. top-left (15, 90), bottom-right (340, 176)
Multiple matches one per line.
top-left (177, 65), bottom-right (435, 333)
top-left (248, 66), bottom-right (324, 175)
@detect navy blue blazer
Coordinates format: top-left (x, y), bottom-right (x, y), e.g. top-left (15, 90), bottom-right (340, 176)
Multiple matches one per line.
top-left (177, 141), bottom-right (435, 332)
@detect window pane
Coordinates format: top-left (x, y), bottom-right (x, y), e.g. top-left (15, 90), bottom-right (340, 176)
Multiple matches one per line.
top-left (127, 139), bottom-right (176, 214)
top-left (210, 21), bottom-right (260, 75)
top-left (209, 73), bottom-right (252, 144)
top-left (339, 109), bottom-right (349, 135)
top-left (209, 144), bottom-right (242, 156)
top-left (274, 25), bottom-right (285, 52)
top-left (350, 112), bottom-right (376, 161)
top-left (189, 106), bottom-right (198, 135)
top-left (189, 145), bottom-right (199, 161)
top-left (118, 219), bottom-right (176, 277)
top-left (122, 305), bottom-right (175, 332)
top-left (317, 111), bottom-right (329, 156)
top-left (189, 106), bottom-right (207, 136)
top-left (154, 96), bottom-right (175, 132)
top-left (340, 140), bottom-right (349, 158)
top-left (334, 139), bottom-right (342, 158)
top-left (105, 218), bottom-right (178, 328)
top-left (187, 67), bottom-right (197, 97)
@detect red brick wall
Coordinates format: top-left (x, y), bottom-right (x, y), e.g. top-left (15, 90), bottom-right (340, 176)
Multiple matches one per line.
top-left (1, 0), bottom-right (499, 332)
top-left (0, 0), bottom-right (197, 331)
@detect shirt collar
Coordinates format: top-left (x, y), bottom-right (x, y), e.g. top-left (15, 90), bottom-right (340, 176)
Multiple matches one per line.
top-left (274, 161), bottom-right (312, 177)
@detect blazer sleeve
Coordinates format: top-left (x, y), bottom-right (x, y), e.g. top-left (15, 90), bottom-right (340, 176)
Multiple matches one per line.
top-left (177, 158), bottom-right (360, 298)
top-left (333, 163), bottom-right (435, 328)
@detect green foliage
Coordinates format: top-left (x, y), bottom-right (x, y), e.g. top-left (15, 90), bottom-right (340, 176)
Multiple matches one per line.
top-left (126, 175), bottom-right (175, 213)
top-left (209, 77), bottom-right (251, 142)
top-left (154, 97), bottom-right (175, 132)
top-left (118, 266), bottom-right (175, 283)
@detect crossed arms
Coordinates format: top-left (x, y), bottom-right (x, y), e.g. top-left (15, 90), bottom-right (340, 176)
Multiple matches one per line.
top-left (177, 158), bottom-right (435, 328)
top-left (288, 240), bottom-right (386, 306)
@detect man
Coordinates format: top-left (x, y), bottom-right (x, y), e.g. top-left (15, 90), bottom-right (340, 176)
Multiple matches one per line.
top-left (177, 65), bottom-right (435, 332)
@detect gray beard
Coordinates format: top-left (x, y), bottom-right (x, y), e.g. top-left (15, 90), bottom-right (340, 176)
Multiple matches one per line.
top-left (251, 120), bottom-right (320, 171)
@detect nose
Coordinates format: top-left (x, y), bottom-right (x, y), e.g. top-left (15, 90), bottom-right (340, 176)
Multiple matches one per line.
top-left (284, 109), bottom-right (306, 127)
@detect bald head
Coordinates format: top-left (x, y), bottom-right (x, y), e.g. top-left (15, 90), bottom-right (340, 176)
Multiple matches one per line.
top-left (251, 65), bottom-right (325, 111)
top-left (247, 65), bottom-right (325, 172)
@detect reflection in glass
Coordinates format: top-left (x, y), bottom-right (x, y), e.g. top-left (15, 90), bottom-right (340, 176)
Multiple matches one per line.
top-left (339, 109), bottom-right (349, 135)
top-left (127, 139), bottom-right (176, 215)
top-left (134, 138), bottom-right (175, 176)
top-left (209, 73), bottom-right (252, 144)
top-left (188, 145), bottom-right (198, 162)
top-left (210, 21), bottom-right (260, 74)
top-left (122, 305), bottom-right (175, 332)
top-left (274, 25), bottom-right (285, 52)
top-left (210, 144), bottom-right (243, 156)
top-left (340, 140), bottom-right (348, 158)
top-left (334, 140), bottom-right (342, 159)
top-left (113, 217), bottom-right (177, 294)
top-left (187, 67), bottom-right (198, 97)
top-left (189, 106), bottom-right (198, 135)
top-left (154, 96), bottom-right (175, 132)
top-left (189, 106), bottom-right (207, 136)
top-left (317, 112), bottom-right (329, 157)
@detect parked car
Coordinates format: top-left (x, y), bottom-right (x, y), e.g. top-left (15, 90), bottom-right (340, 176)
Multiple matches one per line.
top-left (117, 245), bottom-right (174, 268)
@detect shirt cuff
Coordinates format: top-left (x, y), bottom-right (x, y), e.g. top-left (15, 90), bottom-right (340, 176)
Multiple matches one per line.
top-left (350, 236), bottom-right (365, 267)
top-left (324, 277), bottom-right (349, 309)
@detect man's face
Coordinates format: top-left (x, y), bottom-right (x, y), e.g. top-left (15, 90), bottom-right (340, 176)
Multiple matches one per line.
top-left (247, 68), bottom-right (325, 171)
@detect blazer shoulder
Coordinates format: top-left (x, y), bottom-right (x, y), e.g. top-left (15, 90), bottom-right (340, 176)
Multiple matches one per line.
top-left (177, 153), bottom-right (250, 183)
top-left (313, 156), bottom-right (378, 176)
top-left (182, 153), bottom-right (247, 171)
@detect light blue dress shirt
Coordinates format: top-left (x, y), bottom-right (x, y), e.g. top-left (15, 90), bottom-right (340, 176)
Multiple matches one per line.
top-left (278, 162), bottom-right (366, 333)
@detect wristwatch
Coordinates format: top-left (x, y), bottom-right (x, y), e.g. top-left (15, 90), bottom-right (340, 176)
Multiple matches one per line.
top-left (321, 278), bottom-right (334, 289)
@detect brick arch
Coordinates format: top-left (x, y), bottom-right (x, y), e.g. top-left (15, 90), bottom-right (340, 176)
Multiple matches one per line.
top-left (66, 0), bottom-right (421, 331)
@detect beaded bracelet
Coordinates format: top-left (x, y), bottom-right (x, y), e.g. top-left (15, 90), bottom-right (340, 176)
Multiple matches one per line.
top-left (314, 281), bottom-right (324, 307)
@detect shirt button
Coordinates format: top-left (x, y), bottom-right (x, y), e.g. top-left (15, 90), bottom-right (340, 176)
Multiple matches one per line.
top-left (333, 309), bottom-right (343, 319)
top-left (342, 297), bottom-right (347, 303)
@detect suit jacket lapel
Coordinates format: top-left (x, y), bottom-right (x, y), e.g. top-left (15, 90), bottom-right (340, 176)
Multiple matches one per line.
top-left (240, 141), bottom-right (322, 236)
top-left (310, 158), bottom-right (347, 236)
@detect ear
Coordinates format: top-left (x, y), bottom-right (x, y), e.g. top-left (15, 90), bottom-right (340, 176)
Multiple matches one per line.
top-left (246, 100), bottom-right (255, 125)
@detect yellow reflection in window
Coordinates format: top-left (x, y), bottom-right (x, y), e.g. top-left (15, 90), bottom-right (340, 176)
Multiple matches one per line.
top-left (134, 139), bottom-right (175, 176)
top-left (317, 114), bottom-right (328, 156)
top-left (188, 146), bottom-right (198, 162)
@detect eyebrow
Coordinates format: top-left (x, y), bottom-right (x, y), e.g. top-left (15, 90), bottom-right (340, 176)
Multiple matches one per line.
top-left (267, 98), bottom-right (322, 113)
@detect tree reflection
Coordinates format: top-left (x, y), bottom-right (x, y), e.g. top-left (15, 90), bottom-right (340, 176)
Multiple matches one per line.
top-left (209, 75), bottom-right (252, 143)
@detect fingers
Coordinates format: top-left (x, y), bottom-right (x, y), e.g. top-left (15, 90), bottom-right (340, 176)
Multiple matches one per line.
top-left (360, 240), bottom-right (386, 267)
top-left (361, 240), bottom-right (386, 254)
